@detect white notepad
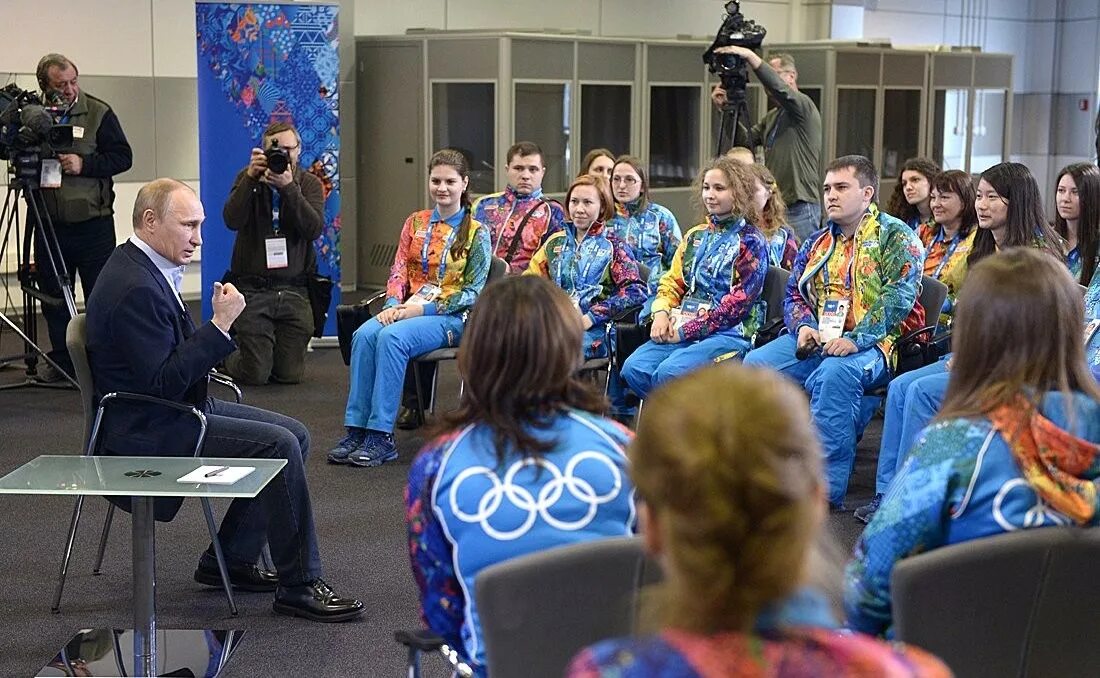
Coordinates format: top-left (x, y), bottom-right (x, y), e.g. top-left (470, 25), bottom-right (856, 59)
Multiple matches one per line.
top-left (177, 465), bottom-right (256, 485)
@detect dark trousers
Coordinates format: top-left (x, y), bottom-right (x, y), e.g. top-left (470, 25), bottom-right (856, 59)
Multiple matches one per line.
top-left (34, 215), bottom-right (116, 372)
top-left (203, 398), bottom-right (323, 586)
top-left (223, 285), bottom-right (313, 385)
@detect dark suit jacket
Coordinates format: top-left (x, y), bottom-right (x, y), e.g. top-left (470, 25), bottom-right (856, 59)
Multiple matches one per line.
top-left (85, 241), bottom-right (236, 519)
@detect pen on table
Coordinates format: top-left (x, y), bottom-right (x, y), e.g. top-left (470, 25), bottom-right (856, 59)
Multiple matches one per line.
top-left (204, 466), bottom-right (230, 478)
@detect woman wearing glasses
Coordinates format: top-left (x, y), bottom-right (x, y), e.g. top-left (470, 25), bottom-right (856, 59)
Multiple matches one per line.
top-left (606, 156), bottom-right (682, 295)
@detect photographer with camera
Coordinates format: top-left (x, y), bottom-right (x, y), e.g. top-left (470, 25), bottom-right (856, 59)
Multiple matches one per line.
top-left (711, 45), bottom-right (822, 241)
top-left (221, 121), bottom-right (324, 385)
top-left (33, 53), bottom-right (133, 383)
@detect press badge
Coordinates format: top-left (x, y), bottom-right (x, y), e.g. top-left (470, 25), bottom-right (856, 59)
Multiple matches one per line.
top-left (72, 126), bottom-right (85, 139)
top-left (265, 237), bottom-right (289, 269)
top-left (407, 284), bottom-right (442, 305)
top-left (819, 299), bottom-right (850, 343)
top-left (1085, 319), bottom-right (1100, 345)
top-left (40, 159), bottom-right (62, 188)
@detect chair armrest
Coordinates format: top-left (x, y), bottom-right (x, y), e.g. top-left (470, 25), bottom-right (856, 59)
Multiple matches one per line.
top-left (607, 304), bottom-right (644, 325)
top-left (394, 629), bottom-right (445, 652)
top-left (89, 392), bottom-right (208, 457)
top-left (208, 370), bottom-right (242, 404)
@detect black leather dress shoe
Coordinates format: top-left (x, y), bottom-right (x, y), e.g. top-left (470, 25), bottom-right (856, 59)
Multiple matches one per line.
top-left (273, 579), bottom-right (365, 622)
top-left (396, 404), bottom-right (421, 430)
top-left (194, 559), bottom-right (279, 592)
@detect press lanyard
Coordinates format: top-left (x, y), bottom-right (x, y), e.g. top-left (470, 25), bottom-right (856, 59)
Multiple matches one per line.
top-left (555, 228), bottom-right (603, 295)
top-left (820, 235), bottom-right (855, 291)
top-left (931, 229), bottom-right (961, 279)
top-left (271, 190), bottom-right (281, 235)
top-left (422, 212), bottom-right (463, 283)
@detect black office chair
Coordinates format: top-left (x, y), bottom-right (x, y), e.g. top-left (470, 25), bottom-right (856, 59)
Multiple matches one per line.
top-left (890, 274), bottom-right (949, 377)
top-left (893, 527), bottom-right (1100, 677)
top-left (750, 265), bottom-right (791, 348)
top-left (579, 263), bottom-right (650, 393)
top-left (53, 314), bottom-right (239, 615)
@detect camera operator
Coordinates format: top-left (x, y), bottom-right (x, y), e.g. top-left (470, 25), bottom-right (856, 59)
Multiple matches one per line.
top-left (34, 53), bottom-right (133, 383)
top-left (221, 121), bottom-right (324, 385)
top-left (711, 46), bottom-right (822, 241)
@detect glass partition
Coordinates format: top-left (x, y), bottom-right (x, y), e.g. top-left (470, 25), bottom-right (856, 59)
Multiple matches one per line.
top-left (514, 82), bottom-right (571, 193)
top-left (835, 88), bottom-right (876, 159)
top-left (932, 89), bottom-right (969, 171)
top-left (580, 84), bottom-right (632, 160)
top-left (708, 84), bottom-right (761, 159)
top-left (649, 85), bottom-right (700, 187)
top-left (969, 89), bottom-right (1007, 174)
top-left (432, 82), bottom-right (496, 194)
top-left (882, 89), bottom-right (922, 178)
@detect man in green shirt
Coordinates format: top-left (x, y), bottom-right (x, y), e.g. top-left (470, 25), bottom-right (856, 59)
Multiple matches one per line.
top-left (712, 47), bottom-right (822, 241)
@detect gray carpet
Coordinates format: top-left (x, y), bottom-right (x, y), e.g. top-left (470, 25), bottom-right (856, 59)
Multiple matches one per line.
top-left (0, 302), bottom-right (878, 677)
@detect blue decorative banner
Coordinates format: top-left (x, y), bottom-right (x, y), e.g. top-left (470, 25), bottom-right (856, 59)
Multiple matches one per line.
top-left (196, 2), bottom-right (341, 334)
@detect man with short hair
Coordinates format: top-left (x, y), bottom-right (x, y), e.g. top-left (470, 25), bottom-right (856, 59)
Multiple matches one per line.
top-left (222, 121), bottom-right (324, 385)
top-left (85, 178), bottom-right (363, 622)
top-left (34, 53), bottom-right (132, 382)
top-left (473, 141), bottom-right (565, 274)
top-left (743, 156), bottom-right (925, 509)
top-left (712, 47), bottom-right (822, 240)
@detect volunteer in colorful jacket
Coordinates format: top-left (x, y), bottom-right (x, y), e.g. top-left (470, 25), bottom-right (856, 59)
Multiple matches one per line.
top-left (328, 149), bottom-right (490, 468)
top-left (620, 157), bottom-right (769, 398)
top-left (526, 174), bottom-right (647, 359)
top-left (845, 248), bottom-right (1100, 637)
top-left (746, 162), bottom-right (800, 270)
top-left (743, 155), bottom-right (925, 509)
top-left (406, 275), bottom-right (635, 677)
top-left (884, 157), bottom-right (940, 231)
top-left (917, 169), bottom-right (979, 327)
top-left (606, 156), bottom-right (682, 294)
top-left (472, 140), bottom-right (565, 273)
top-left (1053, 162), bottom-right (1100, 284)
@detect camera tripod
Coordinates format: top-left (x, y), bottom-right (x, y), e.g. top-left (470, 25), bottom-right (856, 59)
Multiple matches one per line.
top-left (0, 166), bottom-right (79, 390)
top-left (715, 72), bottom-right (752, 158)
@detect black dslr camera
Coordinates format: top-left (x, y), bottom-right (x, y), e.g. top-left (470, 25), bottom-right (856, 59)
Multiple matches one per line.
top-left (702, 0), bottom-right (767, 109)
top-left (0, 84), bottom-right (75, 182)
top-left (265, 139), bottom-right (290, 175)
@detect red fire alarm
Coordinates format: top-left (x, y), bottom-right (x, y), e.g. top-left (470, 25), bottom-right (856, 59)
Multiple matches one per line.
top-left (1081, 98), bottom-right (1090, 111)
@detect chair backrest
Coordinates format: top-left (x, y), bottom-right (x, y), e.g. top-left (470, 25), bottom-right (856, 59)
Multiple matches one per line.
top-left (917, 275), bottom-right (948, 331)
top-left (893, 527), bottom-right (1100, 678)
top-left (475, 536), bottom-right (650, 678)
top-left (65, 314), bottom-right (96, 454)
top-left (637, 262), bottom-right (651, 285)
top-left (762, 266), bottom-right (790, 324)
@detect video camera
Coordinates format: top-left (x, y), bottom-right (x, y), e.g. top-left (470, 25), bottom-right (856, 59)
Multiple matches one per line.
top-left (265, 138), bottom-right (290, 175)
top-left (702, 0), bottom-right (767, 107)
top-left (0, 83), bottom-right (75, 182)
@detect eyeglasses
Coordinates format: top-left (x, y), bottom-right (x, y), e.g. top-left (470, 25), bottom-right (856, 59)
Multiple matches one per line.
top-left (612, 176), bottom-right (639, 185)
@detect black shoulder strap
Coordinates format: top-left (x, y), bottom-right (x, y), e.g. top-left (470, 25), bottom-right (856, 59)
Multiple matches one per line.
top-left (505, 198), bottom-right (548, 264)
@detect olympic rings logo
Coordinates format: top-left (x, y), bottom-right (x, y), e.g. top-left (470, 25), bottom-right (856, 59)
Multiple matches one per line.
top-left (447, 452), bottom-right (623, 541)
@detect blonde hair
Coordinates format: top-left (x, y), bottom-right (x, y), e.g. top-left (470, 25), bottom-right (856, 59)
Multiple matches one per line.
top-left (691, 156), bottom-right (761, 226)
top-left (745, 163), bottom-right (787, 237)
top-left (724, 146), bottom-right (756, 165)
top-left (631, 364), bottom-right (823, 633)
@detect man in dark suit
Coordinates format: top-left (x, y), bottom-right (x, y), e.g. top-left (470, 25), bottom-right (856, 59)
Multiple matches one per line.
top-left (85, 178), bottom-right (363, 622)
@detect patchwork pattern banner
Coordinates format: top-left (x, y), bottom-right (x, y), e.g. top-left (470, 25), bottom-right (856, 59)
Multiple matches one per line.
top-left (196, 2), bottom-right (341, 333)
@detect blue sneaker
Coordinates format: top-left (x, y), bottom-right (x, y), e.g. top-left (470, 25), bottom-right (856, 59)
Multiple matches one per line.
top-left (348, 431), bottom-right (398, 467)
top-left (327, 427), bottom-right (366, 464)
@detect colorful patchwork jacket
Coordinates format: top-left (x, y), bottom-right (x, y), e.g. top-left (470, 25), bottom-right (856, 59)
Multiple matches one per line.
top-left (406, 411), bottom-right (636, 677)
top-left (526, 220), bottom-right (647, 327)
top-left (472, 186), bottom-right (565, 273)
top-left (652, 215), bottom-right (769, 343)
top-left (1087, 264), bottom-right (1100, 368)
top-left (845, 391), bottom-right (1100, 637)
top-left (766, 224), bottom-right (800, 270)
top-left (785, 204), bottom-right (925, 364)
top-left (917, 222), bottom-right (976, 326)
top-left (606, 199), bottom-right (682, 293)
top-left (385, 207), bottom-right (491, 316)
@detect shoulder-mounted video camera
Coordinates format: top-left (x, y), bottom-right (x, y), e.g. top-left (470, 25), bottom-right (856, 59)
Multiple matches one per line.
top-left (702, 1), bottom-right (767, 106)
top-left (0, 84), bottom-right (74, 160)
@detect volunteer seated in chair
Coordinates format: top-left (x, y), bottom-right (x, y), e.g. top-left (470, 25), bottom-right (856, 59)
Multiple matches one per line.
top-left (525, 174), bottom-right (646, 359)
top-left (620, 157), bottom-right (769, 398)
top-left (328, 149), bottom-right (490, 468)
top-left (743, 155), bottom-right (925, 510)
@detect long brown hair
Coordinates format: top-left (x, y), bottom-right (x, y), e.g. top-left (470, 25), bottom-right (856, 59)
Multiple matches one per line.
top-left (938, 248), bottom-right (1100, 422)
top-left (429, 149), bottom-right (474, 261)
top-left (1053, 162), bottom-right (1100, 285)
top-left (610, 155), bottom-right (651, 211)
top-left (631, 363), bottom-right (824, 633)
top-left (745, 163), bottom-right (787, 237)
top-left (968, 162), bottom-right (1064, 267)
top-left (886, 157), bottom-right (941, 224)
top-left (439, 276), bottom-right (607, 464)
top-left (690, 156), bottom-right (761, 226)
top-left (929, 169), bottom-right (977, 238)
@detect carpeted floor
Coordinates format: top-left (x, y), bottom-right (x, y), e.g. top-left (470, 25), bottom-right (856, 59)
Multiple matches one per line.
top-left (0, 301), bottom-right (879, 677)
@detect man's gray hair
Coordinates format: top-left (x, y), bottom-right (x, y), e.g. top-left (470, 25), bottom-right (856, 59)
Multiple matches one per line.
top-left (36, 53), bottom-right (76, 92)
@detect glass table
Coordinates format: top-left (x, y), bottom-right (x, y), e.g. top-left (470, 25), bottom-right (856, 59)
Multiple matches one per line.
top-left (0, 455), bottom-right (287, 678)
